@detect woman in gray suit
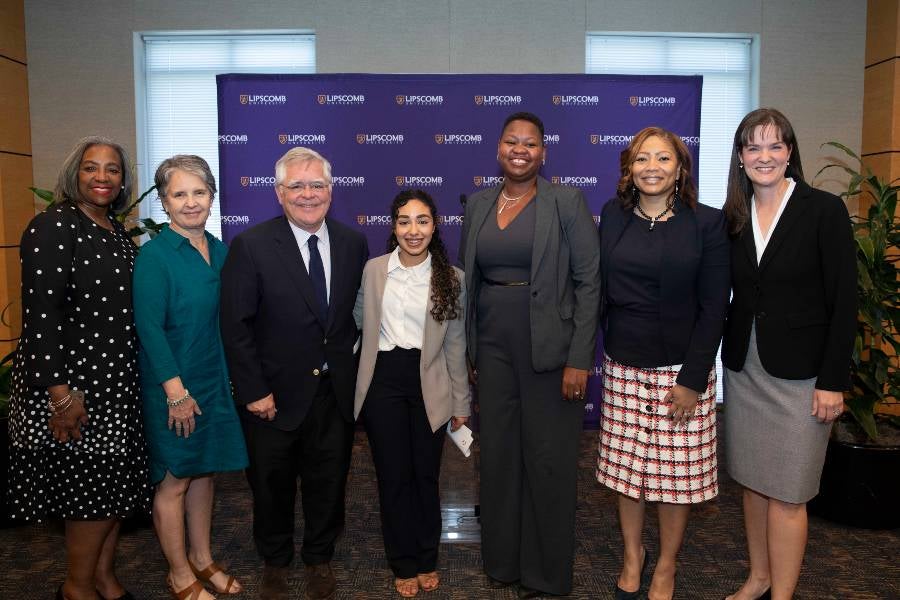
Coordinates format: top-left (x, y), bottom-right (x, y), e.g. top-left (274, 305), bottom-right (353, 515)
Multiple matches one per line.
top-left (458, 112), bottom-right (601, 598)
top-left (354, 189), bottom-right (470, 598)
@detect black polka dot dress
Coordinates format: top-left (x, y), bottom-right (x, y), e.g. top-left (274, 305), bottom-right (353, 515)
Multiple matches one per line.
top-left (7, 203), bottom-right (151, 522)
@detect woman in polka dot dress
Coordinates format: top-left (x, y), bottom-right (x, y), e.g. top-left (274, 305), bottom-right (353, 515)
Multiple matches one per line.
top-left (7, 136), bottom-right (151, 600)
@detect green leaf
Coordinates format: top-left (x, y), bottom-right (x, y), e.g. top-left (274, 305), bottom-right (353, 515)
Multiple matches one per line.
top-left (856, 236), bottom-right (875, 266)
top-left (29, 186), bottom-right (55, 203)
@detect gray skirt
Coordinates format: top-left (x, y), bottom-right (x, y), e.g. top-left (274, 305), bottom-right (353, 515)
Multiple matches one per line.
top-left (724, 325), bottom-right (832, 503)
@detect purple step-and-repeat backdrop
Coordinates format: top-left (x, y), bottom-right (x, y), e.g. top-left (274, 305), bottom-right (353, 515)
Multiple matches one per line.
top-left (216, 73), bottom-right (702, 428)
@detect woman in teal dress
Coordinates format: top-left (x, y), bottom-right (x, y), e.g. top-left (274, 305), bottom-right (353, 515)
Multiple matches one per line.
top-left (133, 155), bottom-right (247, 600)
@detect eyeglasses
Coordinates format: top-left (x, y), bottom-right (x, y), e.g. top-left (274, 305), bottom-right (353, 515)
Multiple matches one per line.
top-left (279, 181), bottom-right (330, 193)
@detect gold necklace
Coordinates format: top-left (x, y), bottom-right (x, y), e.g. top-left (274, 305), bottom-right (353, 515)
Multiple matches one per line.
top-left (498, 184), bottom-right (534, 215)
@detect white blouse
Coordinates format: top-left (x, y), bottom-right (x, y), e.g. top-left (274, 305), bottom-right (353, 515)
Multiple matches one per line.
top-left (378, 247), bottom-right (431, 351)
top-left (751, 177), bottom-right (796, 264)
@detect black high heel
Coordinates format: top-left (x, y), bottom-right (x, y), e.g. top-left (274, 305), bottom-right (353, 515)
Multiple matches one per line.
top-left (723, 587), bottom-right (771, 600)
top-left (614, 547), bottom-right (650, 600)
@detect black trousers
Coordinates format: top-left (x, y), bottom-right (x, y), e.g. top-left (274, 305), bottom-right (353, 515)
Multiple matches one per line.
top-left (361, 348), bottom-right (446, 578)
top-left (476, 284), bottom-right (583, 596)
top-left (242, 374), bottom-right (354, 567)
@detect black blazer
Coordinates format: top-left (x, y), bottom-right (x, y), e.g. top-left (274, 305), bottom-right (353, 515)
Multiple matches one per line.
top-left (599, 198), bottom-right (730, 393)
top-left (721, 181), bottom-right (856, 391)
top-left (220, 216), bottom-right (368, 430)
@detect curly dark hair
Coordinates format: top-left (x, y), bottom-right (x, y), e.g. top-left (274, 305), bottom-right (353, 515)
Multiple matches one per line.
top-left (616, 126), bottom-right (697, 211)
top-left (387, 189), bottom-right (461, 323)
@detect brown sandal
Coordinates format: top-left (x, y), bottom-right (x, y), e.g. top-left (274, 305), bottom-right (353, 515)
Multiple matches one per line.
top-left (417, 572), bottom-right (440, 592)
top-left (394, 576), bottom-right (419, 597)
top-left (167, 578), bottom-right (207, 600)
top-left (189, 559), bottom-right (241, 594)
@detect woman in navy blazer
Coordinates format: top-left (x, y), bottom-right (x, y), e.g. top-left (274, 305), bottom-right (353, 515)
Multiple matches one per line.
top-left (596, 127), bottom-right (730, 600)
top-left (722, 109), bottom-right (855, 600)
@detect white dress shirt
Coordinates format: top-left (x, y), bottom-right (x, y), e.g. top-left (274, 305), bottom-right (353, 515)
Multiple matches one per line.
top-left (287, 219), bottom-right (331, 302)
top-left (751, 177), bottom-right (795, 264)
top-left (379, 248), bottom-right (431, 351)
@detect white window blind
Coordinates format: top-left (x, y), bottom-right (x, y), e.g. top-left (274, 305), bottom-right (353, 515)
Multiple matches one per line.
top-left (587, 34), bottom-right (754, 403)
top-left (586, 34), bottom-right (753, 210)
top-left (139, 33), bottom-right (315, 239)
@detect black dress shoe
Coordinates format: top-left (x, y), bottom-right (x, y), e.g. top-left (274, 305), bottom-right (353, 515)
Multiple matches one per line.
top-left (517, 584), bottom-right (547, 599)
top-left (305, 563), bottom-right (336, 600)
top-left (487, 574), bottom-right (517, 589)
top-left (615, 547), bottom-right (650, 600)
top-left (758, 589), bottom-right (772, 600)
top-left (97, 591), bottom-right (135, 600)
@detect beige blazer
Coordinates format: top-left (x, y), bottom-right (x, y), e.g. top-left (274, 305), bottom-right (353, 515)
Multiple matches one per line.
top-left (353, 253), bottom-right (471, 432)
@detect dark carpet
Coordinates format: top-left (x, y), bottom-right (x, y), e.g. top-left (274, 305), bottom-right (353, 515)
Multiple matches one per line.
top-left (1, 415), bottom-right (897, 599)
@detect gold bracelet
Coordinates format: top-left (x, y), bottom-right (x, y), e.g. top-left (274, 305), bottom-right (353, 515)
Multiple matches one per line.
top-left (166, 389), bottom-right (191, 407)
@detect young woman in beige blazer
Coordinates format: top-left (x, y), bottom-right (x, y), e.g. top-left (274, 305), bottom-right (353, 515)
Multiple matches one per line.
top-left (353, 190), bottom-right (470, 598)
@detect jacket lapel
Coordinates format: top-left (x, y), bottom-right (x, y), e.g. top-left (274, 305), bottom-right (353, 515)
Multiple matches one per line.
top-left (325, 218), bottom-right (347, 332)
top-left (758, 181), bottom-right (811, 272)
top-left (421, 293), bottom-right (448, 368)
top-left (531, 176), bottom-right (553, 280)
top-left (464, 189), bottom-right (496, 276)
top-left (272, 217), bottom-right (325, 326)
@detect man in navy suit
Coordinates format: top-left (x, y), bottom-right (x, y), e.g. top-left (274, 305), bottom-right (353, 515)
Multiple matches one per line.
top-left (220, 147), bottom-right (368, 599)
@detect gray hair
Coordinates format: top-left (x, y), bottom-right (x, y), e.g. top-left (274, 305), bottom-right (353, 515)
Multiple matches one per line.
top-left (55, 136), bottom-right (133, 215)
top-left (274, 147), bottom-right (332, 185)
top-left (154, 155), bottom-right (218, 199)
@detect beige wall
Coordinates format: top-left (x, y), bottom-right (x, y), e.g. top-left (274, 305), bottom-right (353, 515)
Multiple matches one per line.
top-left (24, 0), bottom-right (867, 194)
top-left (0, 0), bottom-right (31, 357)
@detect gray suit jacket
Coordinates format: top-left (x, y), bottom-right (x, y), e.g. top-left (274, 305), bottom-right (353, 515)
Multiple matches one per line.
top-left (353, 253), bottom-right (471, 432)
top-left (459, 176), bottom-right (601, 371)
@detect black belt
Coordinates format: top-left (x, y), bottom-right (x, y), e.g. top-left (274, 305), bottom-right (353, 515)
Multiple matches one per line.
top-left (482, 277), bottom-right (530, 287)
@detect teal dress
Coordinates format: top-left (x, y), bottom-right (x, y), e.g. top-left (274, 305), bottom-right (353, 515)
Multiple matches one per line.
top-left (133, 225), bottom-right (247, 484)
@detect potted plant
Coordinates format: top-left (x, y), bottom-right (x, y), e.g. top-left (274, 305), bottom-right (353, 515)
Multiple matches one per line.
top-left (808, 142), bottom-right (900, 529)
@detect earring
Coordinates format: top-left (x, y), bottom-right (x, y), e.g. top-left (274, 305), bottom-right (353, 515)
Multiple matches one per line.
top-left (674, 180), bottom-right (680, 203)
top-left (121, 185), bottom-right (125, 190)
top-left (787, 161), bottom-right (790, 166)
top-left (542, 158), bottom-right (546, 165)
top-left (496, 153), bottom-right (500, 161)
top-left (738, 163), bottom-right (744, 169)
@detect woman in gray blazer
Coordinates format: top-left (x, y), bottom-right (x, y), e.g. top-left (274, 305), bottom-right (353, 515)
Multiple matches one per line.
top-left (354, 190), bottom-right (470, 598)
top-left (458, 112), bottom-right (601, 598)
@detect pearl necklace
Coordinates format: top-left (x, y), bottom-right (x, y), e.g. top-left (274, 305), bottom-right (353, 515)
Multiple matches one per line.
top-left (498, 184), bottom-right (535, 215)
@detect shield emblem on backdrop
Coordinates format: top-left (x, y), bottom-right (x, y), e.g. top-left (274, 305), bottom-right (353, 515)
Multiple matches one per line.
top-left (552, 96), bottom-right (562, 105)
top-left (318, 95), bottom-right (327, 105)
top-left (278, 134), bottom-right (287, 144)
top-left (551, 176), bottom-right (560, 184)
top-left (474, 96), bottom-right (484, 105)
top-left (357, 215), bottom-right (366, 225)
top-left (356, 134), bottom-right (366, 144)
top-left (629, 96), bottom-right (639, 107)
top-left (473, 176), bottom-right (483, 187)
top-left (590, 135), bottom-right (599, 145)
top-left (239, 95), bottom-right (248, 105)
top-left (240, 177), bottom-right (249, 187)
top-left (395, 95), bottom-right (405, 105)
top-left (434, 134), bottom-right (445, 144)
top-left (395, 176), bottom-right (405, 186)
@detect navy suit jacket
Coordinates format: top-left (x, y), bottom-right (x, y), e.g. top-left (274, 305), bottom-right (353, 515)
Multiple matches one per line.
top-left (721, 181), bottom-right (856, 390)
top-left (220, 215), bottom-right (368, 430)
top-left (599, 198), bottom-right (730, 392)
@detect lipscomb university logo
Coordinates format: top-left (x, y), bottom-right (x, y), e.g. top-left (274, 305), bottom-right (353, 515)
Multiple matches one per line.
top-left (395, 176), bottom-right (405, 186)
top-left (590, 135), bottom-right (599, 145)
top-left (278, 134), bottom-right (288, 144)
top-left (318, 95), bottom-right (327, 105)
top-left (473, 176), bottom-right (483, 187)
top-left (356, 134), bottom-right (366, 144)
top-left (240, 177), bottom-right (250, 187)
top-left (395, 95), bottom-right (405, 105)
top-left (474, 95), bottom-right (484, 105)
top-left (240, 95), bottom-right (249, 105)
top-left (630, 96), bottom-right (639, 107)
top-left (552, 96), bottom-right (562, 105)
top-left (357, 215), bottom-right (366, 225)
top-left (434, 134), bottom-right (445, 144)
top-left (551, 176), bottom-right (560, 184)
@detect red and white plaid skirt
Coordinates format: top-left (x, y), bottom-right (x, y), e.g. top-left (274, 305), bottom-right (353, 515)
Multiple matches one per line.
top-left (596, 354), bottom-right (718, 504)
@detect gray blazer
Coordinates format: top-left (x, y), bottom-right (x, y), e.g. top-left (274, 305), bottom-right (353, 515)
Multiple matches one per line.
top-left (459, 176), bottom-right (601, 371)
top-left (353, 253), bottom-right (471, 432)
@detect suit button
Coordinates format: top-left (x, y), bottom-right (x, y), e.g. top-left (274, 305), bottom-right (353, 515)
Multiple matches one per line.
top-left (531, 291), bottom-right (538, 297)
top-left (756, 311), bottom-right (767, 319)
top-left (323, 338), bottom-right (327, 345)
top-left (313, 368), bottom-right (320, 376)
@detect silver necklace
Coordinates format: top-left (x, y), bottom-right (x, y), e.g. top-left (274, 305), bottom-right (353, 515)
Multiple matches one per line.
top-left (498, 185), bottom-right (534, 215)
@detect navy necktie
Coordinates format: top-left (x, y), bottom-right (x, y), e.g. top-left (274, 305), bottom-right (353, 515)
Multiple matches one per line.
top-left (307, 234), bottom-right (328, 322)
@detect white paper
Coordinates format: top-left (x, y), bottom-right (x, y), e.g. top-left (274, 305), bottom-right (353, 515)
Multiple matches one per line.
top-left (447, 422), bottom-right (473, 458)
